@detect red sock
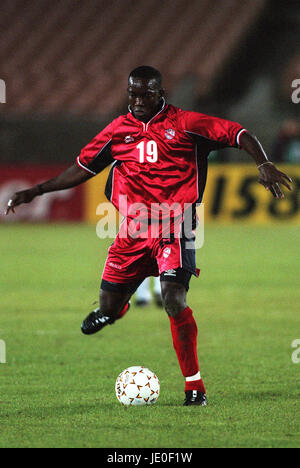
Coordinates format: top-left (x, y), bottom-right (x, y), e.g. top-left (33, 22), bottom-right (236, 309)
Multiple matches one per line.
top-left (116, 302), bottom-right (130, 320)
top-left (185, 378), bottom-right (206, 393)
top-left (169, 306), bottom-right (206, 393)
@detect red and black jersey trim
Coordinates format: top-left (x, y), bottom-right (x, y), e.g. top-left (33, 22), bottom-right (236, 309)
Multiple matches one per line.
top-left (185, 129), bottom-right (244, 203)
top-left (184, 133), bottom-right (210, 204)
top-left (105, 160), bottom-right (123, 201)
top-left (235, 128), bottom-right (248, 147)
top-left (77, 140), bottom-right (114, 175)
top-left (180, 205), bottom-right (198, 278)
top-left (88, 140), bottom-right (114, 174)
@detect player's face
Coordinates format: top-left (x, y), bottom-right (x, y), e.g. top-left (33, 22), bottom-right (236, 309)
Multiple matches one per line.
top-left (128, 77), bottom-right (164, 122)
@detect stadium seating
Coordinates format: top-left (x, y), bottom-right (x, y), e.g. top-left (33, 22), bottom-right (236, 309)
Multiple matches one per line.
top-left (0, 0), bottom-right (266, 116)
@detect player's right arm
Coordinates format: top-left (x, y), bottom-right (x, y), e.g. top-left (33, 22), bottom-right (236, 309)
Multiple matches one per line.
top-left (6, 119), bottom-right (117, 215)
top-left (5, 163), bottom-right (92, 215)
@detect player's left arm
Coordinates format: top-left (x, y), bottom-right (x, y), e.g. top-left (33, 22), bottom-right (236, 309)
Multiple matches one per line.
top-left (182, 111), bottom-right (292, 199)
top-left (239, 131), bottom-right (293, 199)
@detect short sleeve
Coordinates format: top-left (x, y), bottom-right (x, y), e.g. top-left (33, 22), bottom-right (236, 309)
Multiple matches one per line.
top-left (182, 111), bottom-right (247, 149)
top-left (76, 121), bottom-right (115, 175)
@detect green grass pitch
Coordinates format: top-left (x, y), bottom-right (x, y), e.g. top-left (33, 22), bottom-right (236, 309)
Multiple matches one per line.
top-left (0, 223), bottom-right (299, 448)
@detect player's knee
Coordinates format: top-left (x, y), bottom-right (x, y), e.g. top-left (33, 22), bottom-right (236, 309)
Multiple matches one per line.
top-left (99, 289), bottom-right (126, 320)
top-left (161, 283), bottom-right (186, 318)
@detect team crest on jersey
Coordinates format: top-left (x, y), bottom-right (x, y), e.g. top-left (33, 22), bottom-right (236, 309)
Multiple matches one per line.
top-left (165, 129), bottom-right (175, 140)
top-left (125, 135), bottom-right (134, 144)
top-left (163, 247), bottom-right (171, 259)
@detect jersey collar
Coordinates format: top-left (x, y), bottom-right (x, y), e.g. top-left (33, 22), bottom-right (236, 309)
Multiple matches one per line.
top-left (128, 98), bottom-right (167, 127)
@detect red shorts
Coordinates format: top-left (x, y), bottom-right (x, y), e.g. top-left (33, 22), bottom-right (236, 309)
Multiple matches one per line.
top-left (102, 217), bottom-right (198, 285)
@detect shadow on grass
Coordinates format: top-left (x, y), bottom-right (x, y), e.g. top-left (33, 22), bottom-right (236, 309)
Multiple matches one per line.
top-left (1, 400), bottom-right (191, 418)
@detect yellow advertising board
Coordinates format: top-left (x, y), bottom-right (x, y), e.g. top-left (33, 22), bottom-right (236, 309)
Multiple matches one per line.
top-left (203, 164), bottom-right (300, 224)
top-left (84, 168), bottom-right (111, 223)
top-left (84, 164), bottom-right (300, 224)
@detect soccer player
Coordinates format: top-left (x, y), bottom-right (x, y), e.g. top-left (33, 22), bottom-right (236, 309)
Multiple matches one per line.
top-left (135, 277), bottom-right (162, 307)
top-left (6, 66), bottom-right (292, 406)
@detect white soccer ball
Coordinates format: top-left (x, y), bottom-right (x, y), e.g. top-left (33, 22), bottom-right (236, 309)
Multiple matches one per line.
top-left (115, 366), bottom-right (160, 406)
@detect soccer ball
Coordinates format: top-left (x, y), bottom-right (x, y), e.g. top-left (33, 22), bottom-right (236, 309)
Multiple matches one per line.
top-left (115, 366), bottom-right (160, 406)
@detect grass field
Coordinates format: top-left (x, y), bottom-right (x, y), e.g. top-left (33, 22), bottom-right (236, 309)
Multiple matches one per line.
top-left (0, 223), bottom-right (299, 448)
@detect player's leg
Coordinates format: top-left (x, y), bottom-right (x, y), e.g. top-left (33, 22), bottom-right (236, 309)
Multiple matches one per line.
top-left (82, 217), bottom-right (152, 335)
top-left (135, 277), bottom-right (152, 307)
top-left (153, 276), bottom-right (163, 307)
top-left (156, 215), bottom-right (205, 405)
top-left (81, 280), bottom-right (141, 335)
top-left (135, 276), bottom-right (163, 307)
top-left (160, 270), bottom-right (207, 406)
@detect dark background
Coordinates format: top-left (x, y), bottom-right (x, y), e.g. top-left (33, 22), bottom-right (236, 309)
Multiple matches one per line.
top-left (0, 0), bottom-right (300, 164)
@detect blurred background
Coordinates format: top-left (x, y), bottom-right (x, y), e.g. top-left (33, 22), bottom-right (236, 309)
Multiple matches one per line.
top-left (0, 0), bottom-right (300, 223)
top-left (1, 2), bottom-right (300, 449)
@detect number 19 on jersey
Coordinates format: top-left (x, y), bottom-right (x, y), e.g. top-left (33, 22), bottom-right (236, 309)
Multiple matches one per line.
top-left (136, 140), bottom-right (158, 163)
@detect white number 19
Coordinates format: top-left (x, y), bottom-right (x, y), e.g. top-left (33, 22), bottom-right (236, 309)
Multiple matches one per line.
top-left (137, 140), bottom-right (158, 163)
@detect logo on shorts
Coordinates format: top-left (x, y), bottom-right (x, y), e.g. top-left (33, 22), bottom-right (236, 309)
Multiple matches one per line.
top-left (164, 269), bottom-right (176, 276)
top-left (165, 129), bottom-right (175, 140)
top-left (125, 135), bottom-right (134, 144)
top-left (109, 262), bottom-right (122, 270)
top-left (163, 247), bottom-right (171, 258)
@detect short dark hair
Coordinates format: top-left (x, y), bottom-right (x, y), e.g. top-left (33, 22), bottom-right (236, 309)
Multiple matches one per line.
top-left (129, 66), bottom-right (162, 87)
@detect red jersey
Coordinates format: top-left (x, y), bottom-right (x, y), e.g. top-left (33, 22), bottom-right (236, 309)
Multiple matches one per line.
top-left (76, 103), bottom-right (247, 218)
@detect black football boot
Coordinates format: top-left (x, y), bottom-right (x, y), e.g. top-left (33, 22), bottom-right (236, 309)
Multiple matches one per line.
top-left (81, 302), bottom-right (131, 335)
top-left (184, 391), bottom-right (207, 406)
top-left (81, 307), bottom-right (115, 335)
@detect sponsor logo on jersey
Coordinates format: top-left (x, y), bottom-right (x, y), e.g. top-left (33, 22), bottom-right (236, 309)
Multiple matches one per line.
top-left (125, 135), bottom-right (135, 144)
top-left (165, 129), bottom-right (175, 140)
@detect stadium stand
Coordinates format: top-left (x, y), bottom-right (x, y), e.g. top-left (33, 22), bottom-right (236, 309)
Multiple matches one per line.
top-left (0, 0), bottom-right (266, 116)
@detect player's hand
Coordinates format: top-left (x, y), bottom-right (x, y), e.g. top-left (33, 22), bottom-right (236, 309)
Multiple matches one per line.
top-left (258, 162), bottom-right (293, 199)
top-left (5, 187), bottom-right (39, 215)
